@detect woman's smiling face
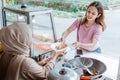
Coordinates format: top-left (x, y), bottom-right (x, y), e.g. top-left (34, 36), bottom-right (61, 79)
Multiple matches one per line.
top-left (86, 6), bottom-right (99, 21)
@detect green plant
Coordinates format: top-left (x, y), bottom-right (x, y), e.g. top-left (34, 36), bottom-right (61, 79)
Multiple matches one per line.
top-left (69, 4), bottom-right (80, 12)
top-left (80, 5), bottom-right (87, 11)
top-left (6, 0), bottom-right (17, 5)
top-left (51, 0), bottom-right (62, 3)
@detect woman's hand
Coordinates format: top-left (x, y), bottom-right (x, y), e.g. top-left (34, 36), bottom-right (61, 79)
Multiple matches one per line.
top-left (57, 37), bottom-right (65, 44)
top-left (38, 58), bottom-right (52, 66)
top-left (57, 38), bottom-right (62, 42)
top-left (72, 42), bottom-right (81, 49)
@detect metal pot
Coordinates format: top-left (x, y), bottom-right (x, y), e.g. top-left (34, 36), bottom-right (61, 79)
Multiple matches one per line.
top-left (47, 67), bottom-right (79, 80)
top-left (64, 57), bottom-right (107, 80)
top-left (82, 57), bottom-right (106, 79)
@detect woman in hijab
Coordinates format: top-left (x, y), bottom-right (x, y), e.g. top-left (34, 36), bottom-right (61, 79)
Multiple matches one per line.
top-left (0, 22), bottom-right (65, 80)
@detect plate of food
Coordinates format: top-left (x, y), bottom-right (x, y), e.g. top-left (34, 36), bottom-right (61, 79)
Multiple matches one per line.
top-left (51, 42), bottom-right (70, 52)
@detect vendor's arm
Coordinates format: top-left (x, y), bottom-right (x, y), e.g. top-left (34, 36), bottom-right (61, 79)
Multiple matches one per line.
top-left (20, 52), bottom-right (65, 79)
top-left (38, 58), bottom-right (52, 66)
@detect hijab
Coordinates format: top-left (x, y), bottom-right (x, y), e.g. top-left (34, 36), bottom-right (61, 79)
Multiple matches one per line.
top-left (0, 22), bottom-right (32, 55)
top-left (0, 22), bottom-right (32, 80)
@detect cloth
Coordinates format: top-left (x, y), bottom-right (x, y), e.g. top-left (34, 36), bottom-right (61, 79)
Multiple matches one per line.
top-left (92, 47), bottom-right (101, 53)
top-left (70, 18), bottom-right (102, 51)
top-left (0, 22), bottom-right (56, 80)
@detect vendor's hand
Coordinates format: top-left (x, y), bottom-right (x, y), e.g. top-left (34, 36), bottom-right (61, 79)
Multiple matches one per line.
top-left (38, 58), bottom-right (52, 66)
top-left (56, 51), bottom-right (67, 57)
top-left (53, 51), bottom-right (67, 60)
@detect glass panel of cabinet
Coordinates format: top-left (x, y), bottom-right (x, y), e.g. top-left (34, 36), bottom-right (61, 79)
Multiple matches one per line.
top-left (2, 5), bottom-right (57, 57)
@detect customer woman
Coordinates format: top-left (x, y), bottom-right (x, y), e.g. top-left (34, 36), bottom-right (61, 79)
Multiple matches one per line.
top-left (58, 1), bottom-right (106, 53)
top-left (0, 22), bottom-right (65, 80)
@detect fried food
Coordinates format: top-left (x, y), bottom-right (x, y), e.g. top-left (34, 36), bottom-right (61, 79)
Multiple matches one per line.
top-left (55, 44), bottom-right (67, 50)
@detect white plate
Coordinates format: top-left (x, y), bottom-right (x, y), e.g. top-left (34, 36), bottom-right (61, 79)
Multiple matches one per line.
top-left (51, 42), bottom-right (70, 52)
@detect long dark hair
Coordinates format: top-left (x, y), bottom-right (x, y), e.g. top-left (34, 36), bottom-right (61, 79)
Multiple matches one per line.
top-left (81, 1), bottom-right (106, 31)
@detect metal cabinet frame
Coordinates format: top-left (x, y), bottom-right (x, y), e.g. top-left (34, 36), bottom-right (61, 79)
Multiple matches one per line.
top-left (2, 5), bottom-right (57, 41)
top-left (2, 5), bottom-right (57, 56)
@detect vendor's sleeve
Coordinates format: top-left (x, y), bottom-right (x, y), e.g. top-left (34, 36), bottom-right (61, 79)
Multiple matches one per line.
top-left (21, 57), bottom-right (56, 80)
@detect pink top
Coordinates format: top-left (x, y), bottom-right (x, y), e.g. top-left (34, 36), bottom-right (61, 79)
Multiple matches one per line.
top-left (70, 18), bottom-right (102, 51)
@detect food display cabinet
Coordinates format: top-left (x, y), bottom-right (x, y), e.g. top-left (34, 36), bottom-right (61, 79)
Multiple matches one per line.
top-left (2, 5), bottom-right (57, 58)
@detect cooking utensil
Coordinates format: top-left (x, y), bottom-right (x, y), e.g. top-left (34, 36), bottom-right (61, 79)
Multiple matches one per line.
top-left (64, 57), bottom-right (107, 80)
top-left (74, 56), bottom-right (94, 75)
top-left (47, 67), bottom-right (79, 80)
top-left (81, 57), bottom-right (107, 80)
